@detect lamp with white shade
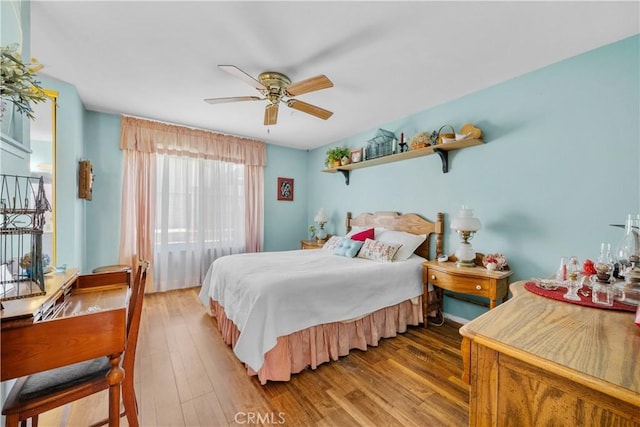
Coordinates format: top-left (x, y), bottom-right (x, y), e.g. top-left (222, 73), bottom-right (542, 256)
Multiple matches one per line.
top-left (450, 205), bottom-right (481, 268)
top-left (314, 208), bottom-right (328, 243)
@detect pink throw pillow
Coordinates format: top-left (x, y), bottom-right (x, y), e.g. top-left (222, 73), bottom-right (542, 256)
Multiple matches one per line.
top-left (350, 228), bottom-right (374, 242)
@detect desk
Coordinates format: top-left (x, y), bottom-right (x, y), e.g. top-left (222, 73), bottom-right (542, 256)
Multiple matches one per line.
top-left (460, 281), bottom-right (640, 426)
top-left (1, 269), bottom-right (130, 427)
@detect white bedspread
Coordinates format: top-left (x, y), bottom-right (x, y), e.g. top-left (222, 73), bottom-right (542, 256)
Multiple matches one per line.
top-left (198, 249), bottom-right (424, 372)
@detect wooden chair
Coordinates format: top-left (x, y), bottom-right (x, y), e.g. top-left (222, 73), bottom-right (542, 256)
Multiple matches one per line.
top-left (2, 261), bottom-right (149, 427)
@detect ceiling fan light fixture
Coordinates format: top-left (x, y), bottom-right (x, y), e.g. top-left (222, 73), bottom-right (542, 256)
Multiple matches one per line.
top-left (206, 65), bottom-right (334, 125)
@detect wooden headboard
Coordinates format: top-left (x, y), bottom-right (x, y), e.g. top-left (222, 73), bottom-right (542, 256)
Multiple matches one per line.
top-left (345, 211), bottom-right (444, 260)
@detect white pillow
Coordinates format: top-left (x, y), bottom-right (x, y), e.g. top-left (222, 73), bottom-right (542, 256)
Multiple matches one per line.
top-left (376, 230), bottom-right (426, 261)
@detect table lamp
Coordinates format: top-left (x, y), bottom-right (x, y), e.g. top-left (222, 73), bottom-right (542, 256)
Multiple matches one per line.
top-left (314, 208), bottom-right (328, 243)
top-left (450, 205), bottom-right (481, 267)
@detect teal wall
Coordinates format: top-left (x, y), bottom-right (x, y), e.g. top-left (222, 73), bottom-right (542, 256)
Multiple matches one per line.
top-left (84, 111), bottom-right (123, 270)
top-left (309, 35), bottom-right (640, 321)
top-left (263, 144), bottom-right (309, 252)
top-left (25, 35), bottom-right (640, 323)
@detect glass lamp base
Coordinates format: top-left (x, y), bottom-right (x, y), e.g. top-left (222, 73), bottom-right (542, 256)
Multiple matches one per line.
top-left (456, 260), bottom-right (476, 268)
top-left (455, 242), bottom-right (476, 268)
top-left (316, 226), bottom-right (327, 244)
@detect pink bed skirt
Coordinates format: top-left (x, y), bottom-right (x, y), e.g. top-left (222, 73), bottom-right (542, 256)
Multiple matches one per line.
top-left (209, 296), bottom-right (424, 384)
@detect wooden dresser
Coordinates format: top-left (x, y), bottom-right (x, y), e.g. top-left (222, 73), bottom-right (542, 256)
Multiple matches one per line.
top-left (460, 280), bottom-right (640, 426)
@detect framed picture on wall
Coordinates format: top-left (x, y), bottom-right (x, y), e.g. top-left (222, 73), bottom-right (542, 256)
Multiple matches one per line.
top-left (277, 177), bottom-right (294, 201)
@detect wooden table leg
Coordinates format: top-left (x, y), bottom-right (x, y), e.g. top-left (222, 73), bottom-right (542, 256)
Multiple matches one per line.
top-left (106, 354), bottom-right (124, 427)
top-left (461, 337), bottom-right (471, 384)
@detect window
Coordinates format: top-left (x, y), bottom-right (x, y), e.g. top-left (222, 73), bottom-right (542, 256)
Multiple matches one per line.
top-left (154, 154), bottom-right (245, 291)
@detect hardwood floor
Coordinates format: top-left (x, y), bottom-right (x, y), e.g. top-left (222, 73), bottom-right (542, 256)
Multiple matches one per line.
top-left (36, 288), bottom-right (469, 427)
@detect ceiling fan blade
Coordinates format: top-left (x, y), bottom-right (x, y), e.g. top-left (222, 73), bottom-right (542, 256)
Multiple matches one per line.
top-left (204, 96), bottom-right (263, 104)
top-left (264, 104), bottom-right (279, 126)
top-left (286, 99), bottom-right (333, 120)
top-left (286, 74), bottom-right (333, 96)
top-left (218, 65), bottom-right (266, 90)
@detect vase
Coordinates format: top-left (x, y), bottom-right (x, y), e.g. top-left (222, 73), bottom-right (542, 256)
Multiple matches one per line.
top-left (486, 263), bottom-right (497, 271)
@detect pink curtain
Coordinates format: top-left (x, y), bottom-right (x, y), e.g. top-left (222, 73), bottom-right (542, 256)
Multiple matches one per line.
top-left (118, 116), bottom-right (266, 291)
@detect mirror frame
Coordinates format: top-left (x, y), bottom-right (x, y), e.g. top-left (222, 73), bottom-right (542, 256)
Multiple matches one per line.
top-left (31, 88), bottom-right (58, 265)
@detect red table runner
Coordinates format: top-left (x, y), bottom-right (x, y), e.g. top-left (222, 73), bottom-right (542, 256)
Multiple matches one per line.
top-left (524, 281), bottom-right (636, 312)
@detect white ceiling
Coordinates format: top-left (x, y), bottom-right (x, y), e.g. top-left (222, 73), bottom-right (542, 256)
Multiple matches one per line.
top-left (30, 1), bottom-right (639, 150)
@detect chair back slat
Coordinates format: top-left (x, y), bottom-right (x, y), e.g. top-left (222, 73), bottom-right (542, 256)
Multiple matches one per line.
top-left (123, 260), bottom-right (149, 378)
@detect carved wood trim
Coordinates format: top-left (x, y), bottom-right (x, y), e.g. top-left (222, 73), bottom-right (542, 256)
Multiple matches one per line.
top-left (345, 211), bottom-right (444, 260)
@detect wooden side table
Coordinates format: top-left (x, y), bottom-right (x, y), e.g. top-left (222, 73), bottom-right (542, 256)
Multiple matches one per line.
top-left (422, 259), bottom-right (513, 327)
top-left (300, 240), bottom-right (324, 249)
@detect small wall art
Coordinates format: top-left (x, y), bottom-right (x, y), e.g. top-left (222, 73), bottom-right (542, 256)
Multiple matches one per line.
top-left (277, 177), bottom-right (294, 201)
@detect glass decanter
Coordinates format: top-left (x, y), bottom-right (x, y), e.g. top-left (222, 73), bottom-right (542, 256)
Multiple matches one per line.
top-left (563, 256), bottom-right (581, 301)
top-left (615, 214), bottom-right (640, 278)
top-left (593, 242), bottom-right (615, 286)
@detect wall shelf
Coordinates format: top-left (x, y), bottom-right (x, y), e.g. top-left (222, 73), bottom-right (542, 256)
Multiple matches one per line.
top-left (321, 138), bottom-right (484, 185)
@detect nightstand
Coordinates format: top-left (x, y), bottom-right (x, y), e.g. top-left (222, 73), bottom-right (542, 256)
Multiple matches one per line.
top-left (422, 258), bottom-right (513, 326)
top-left (300, 240), bottom-right (324, 249)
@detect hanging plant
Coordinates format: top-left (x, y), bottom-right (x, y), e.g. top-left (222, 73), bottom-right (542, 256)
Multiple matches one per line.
top-left (1, 44), bottom-right (48, 119)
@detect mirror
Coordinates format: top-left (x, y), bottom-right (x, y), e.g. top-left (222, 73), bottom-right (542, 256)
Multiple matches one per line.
top-left (30, 89), bottom-right (57, 266)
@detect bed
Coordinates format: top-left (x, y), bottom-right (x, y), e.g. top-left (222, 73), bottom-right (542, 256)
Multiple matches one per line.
top-left (198, 211), bottom-right (444, 384)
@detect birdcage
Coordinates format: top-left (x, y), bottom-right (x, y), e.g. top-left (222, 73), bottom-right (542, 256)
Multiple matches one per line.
top-left (366, 128), bottom-right (397, 159)
top-left (1, 174), bottom-right (51, 301)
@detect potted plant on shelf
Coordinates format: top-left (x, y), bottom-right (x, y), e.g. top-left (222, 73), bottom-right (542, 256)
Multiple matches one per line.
top-left (326, 146), bottom-right (350, 168)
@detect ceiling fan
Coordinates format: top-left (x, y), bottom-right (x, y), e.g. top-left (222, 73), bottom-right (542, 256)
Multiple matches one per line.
top-left (204, 65), bottom-right (334, 126)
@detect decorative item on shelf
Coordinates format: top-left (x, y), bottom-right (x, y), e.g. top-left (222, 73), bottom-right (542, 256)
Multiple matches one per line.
top-left (366, 128), bottom-right (397, 159)
top-left (350, 148), bottom-right (362, 163)
top-left (450, 205), bottom-right (481, 268)
top-left (341, 156), bottom-right (350, 166)
top-left (409, 131), bottom-right (431, 150)
top-left (314, 208), bottom-right (328, 243)
top-left (482, 253), bottom-right (508, 271)
top-left (0, 44), bottom-right (48, 119)
top-left (435, 125), bottom-right (456, 144)
top-left (460, 123), bottom-right (483, 140)
top-left (398, 132), bottom-right (408, 153)
top-left (326, 146), bottom-right (350, 168)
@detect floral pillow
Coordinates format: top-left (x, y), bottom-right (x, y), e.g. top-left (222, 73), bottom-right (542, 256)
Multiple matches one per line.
top-left (322, 235), bottom-right (343, 251)
top-left (356, 238), bottom-right (402, 262)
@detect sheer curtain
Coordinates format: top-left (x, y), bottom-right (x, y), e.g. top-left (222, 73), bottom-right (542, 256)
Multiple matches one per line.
top-left (119, 116), bottom-right (265, 292)
top-left (154, 154), bottom-right (245, 291)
